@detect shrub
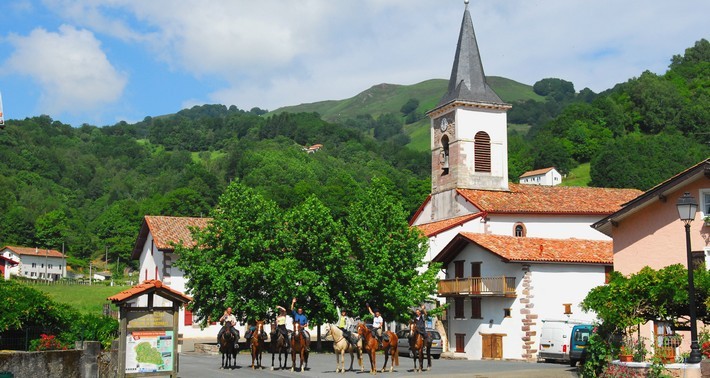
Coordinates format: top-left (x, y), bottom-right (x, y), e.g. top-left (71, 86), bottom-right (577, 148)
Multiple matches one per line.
top-left (30, 334), bottom-right (68, 351)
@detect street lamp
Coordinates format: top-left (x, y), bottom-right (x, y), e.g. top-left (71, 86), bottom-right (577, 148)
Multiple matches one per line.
top-left (676, 192), bottom-right (702, 363)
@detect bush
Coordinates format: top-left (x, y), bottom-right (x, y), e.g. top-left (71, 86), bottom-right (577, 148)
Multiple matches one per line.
top-left (30, 334), bottom-right (68, 351)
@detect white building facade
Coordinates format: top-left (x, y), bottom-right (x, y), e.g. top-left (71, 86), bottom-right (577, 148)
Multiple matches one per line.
top-left (519, 167), bottom-right (562, 186)
top-left (0, 246), bottom-right (66, 281)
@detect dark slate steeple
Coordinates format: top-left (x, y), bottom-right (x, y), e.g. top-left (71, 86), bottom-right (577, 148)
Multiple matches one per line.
top-left (438, 1), bottom-right (503, 107)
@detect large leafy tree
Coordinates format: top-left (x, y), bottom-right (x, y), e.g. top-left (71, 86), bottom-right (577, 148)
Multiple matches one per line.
top-left (344, 177), bottom-right (440, 322)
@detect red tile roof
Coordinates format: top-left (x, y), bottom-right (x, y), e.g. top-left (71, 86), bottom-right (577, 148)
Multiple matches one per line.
top-left (519, 167), bottom-right (555, 178)
top-left (107, 279), bottom-right (192, 304)
top-left (416, 213), bottom-right (484, 237)
top-left (458, 184), bottom-right (642, 215)
top-left (433, 232), bottom-right (612, 265)
top-left (1, 246), bottom-right (65, 258)
top-left (131, 216), bottom-right (211, 259)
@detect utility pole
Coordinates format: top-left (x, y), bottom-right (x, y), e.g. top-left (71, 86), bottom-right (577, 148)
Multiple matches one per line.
top-left (89, 262), bottom-right (92, 286)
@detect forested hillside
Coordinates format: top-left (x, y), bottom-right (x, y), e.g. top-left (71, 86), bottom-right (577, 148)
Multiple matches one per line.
top-left (0, 39), bottom-right (708, 272)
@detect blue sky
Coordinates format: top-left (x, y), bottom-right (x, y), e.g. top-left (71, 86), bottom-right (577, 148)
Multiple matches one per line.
top-left (1, 0), bottom-right (709, 127)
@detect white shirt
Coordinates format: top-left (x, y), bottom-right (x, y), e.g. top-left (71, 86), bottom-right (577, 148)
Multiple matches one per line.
top-left (222, 313), bottom-right (237, 326)
top-left (372, 315), bottom-right (383, 329)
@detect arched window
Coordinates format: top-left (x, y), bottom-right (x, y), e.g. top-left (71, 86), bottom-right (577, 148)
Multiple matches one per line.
top-left (474, 131), bottom-right (491, 173)
top-left (514, 223), bottom-right (526, 237)
top-left (440, 135), bottom-right (450, 175)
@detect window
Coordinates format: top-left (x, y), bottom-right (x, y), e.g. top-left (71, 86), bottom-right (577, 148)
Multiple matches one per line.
top-left (702, 190), bottom-right (710, 216)
top-left (474, 132), bottom-right (491, 173)
top-left (32, 263), bottom-right (37, 268)
top-left (503, 308), bottom-right (511, 318)
top-left (454, 297), bottom-right (465, 318)
top-left (454, 260), bottom-right (464, 278)
top-left (48, 264), bottom-right (53, 269)
top-left (471, 298), bottom-right (482, 319)
top-left (605, 266), bottom-right (613, 284)
top-left (471, 262), bottom-right (481, 278)
top-left (514, 223), bottom-right (526, 237)
top-left (41, 264), bottom-right (44, 268)
top-left (441, 135), bottom-right (450, 175)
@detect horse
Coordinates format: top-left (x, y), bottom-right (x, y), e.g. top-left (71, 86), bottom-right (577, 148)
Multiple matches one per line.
top-left (250, 320), bottom-right (267, 369)
top-left (357, 322), bottom-right (399, 374)
top-left (270, 327), bottom-right (290, 370)
top-left (408, 320), bottom-right (432, 372)
top-left (218, 324), bottom-right (239, 369)
top-left (325, 323), bottom-right (363, 373)
top-left (290, 322), bottom-right (310, 372)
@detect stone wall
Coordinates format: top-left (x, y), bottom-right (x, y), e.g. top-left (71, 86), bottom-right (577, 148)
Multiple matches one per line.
top-left (0, 341), bottom-right (99, 378)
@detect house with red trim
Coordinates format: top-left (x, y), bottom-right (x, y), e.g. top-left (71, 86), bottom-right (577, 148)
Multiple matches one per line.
top-left (592, 158), bottom-right (710, 357)
top-left (409, 3), bottom-right (641, 360)
top-left (0, 246), bottom-right (66, 281)
top-left (1, 255), bottom-right (18, 280)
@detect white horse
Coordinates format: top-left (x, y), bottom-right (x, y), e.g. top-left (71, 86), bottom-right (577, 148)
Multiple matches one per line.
top-left (325, 323), bottom-right (364, 373)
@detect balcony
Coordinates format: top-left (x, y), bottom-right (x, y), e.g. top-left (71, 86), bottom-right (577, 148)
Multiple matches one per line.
top-left (437, 276), bottom-right (516, 297)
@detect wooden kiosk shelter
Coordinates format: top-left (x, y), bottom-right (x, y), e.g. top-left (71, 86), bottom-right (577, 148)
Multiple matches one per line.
top-left (108, 280), bottom-right (191, 378)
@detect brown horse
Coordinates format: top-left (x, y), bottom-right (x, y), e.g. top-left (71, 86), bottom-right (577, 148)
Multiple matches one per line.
top-left (218, 324), bottom-right (238, 369)
top-left (325, 323), bottom-right (363, 373)
top-left (357, 322), bottom-right (398, 374)
top-left (408, 320), bottom-right (432, 372)
top-left (270, 327), bottom-right (289, 371)
top-left (290, 322), bottom-right (310, 372)
top-left (250, 320), bottom-right (267, 369)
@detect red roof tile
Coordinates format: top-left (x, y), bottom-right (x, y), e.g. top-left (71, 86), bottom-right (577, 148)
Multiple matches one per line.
top-left (107, 279), bottom-right (192, 304)
top-left (1, 246), bottom-right (65, 258)
top-left (132, 216), bottom-right (211, 259)
top-left (433, 232), bottom-right (612, 265)
top-left (458, 183), bottom-right (642, 215)
top-left (416, 213), bottom-right (484, 237)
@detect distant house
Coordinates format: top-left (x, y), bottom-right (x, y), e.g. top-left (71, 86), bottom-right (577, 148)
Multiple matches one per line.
top-left (0, 246), bottom-right (66, 281)
top-left (1, 255), bottom-right (18, 280)
top-left (519, 167), bottom-right (562, 186)
top-left (592, 158), bottom-right (710, 353)
top-left (93, 272), bottom-right (112, 281)
top-left (302, 143), bottom-right (323, 153)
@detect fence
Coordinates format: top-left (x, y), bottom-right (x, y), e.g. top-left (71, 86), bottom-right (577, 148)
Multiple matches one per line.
top-left (12, 276), bottom-right (136, 286)
top-left (0, 326), bottom-right (46, 351)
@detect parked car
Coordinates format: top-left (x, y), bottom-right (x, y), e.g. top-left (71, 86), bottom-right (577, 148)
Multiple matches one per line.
top-left (396, 328), bottom-right (442, 359)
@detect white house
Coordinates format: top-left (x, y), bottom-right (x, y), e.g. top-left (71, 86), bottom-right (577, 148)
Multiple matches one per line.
top-left (1, 255), bottom-right (18, 280)
top-left (0, 246), bottom-right (66, 281)
top-left (409, 3), bottom-right (641, 360)
top-left (519, 167), bottom-right (562, 186)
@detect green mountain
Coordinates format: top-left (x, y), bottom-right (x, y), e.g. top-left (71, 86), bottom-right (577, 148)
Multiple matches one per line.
top-left (271, 77), bottom-right (543, 151)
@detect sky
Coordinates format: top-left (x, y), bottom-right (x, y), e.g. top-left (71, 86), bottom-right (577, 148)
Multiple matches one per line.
top-left (1, 0), bottom-right (709, 127)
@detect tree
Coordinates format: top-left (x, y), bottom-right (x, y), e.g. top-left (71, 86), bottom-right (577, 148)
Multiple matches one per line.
top-left (174, 180), bottom-right (281, 324)
top-left (400, 98), bottom-right (419, 115)
top-left (344, 177), bottom-right (439, 322)
top-left (35, 209), bottom-right (69, 250)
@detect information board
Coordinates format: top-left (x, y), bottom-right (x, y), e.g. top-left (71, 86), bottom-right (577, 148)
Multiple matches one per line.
top-left (125, 330), bottom-right (174, 373)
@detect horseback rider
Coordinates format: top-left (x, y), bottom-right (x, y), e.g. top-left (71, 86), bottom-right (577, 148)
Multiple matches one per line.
top-left (367, 303), bottom-right (386, 347)
top-left (336, 306), bottom-right (354, 343)
top-left (413, 304), bottom-right (431, 344)
top-left (291, 297), bottom-right (310, 351)
top-left (244, 320), bottom-right (267, 341)
top-left (272, 305), bottom-right (290, 349)
top-left (217, 307), bottom-right (239, 343)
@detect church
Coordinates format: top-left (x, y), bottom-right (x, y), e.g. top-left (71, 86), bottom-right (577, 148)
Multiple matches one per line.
top-left (409, 2), bottom-right (641, 360)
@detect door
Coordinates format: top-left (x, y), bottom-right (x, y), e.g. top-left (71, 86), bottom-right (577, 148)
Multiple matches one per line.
top-left (481, 334), bottom-right (503, 359)
top-left (455, 333), bottom-right (465, 353)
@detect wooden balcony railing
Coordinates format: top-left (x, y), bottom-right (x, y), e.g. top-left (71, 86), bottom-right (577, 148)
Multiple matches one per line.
top-left (437, 276), bottom-right (517, 297)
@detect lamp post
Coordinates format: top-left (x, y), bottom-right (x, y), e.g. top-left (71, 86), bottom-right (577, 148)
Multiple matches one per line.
top-left (676, 192), bottom-right (702, 363)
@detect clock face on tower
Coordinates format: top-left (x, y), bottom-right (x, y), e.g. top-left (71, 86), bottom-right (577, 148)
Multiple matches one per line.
top-left (440, 117), bottom-right (448, 132)
top-left (437, 113), bottom-right (454, 133)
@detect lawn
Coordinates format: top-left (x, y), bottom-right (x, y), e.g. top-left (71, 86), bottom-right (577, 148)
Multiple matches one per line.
top-left (562, 163), bottom-right (591, 187)
top-left (31, 283), bottom-right (131, 315)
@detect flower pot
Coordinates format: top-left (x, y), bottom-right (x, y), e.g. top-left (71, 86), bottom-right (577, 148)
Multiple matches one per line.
top-left (700, 359), bottom-right (710, 376)
top-left (619, 354), bottom-right (633, 362)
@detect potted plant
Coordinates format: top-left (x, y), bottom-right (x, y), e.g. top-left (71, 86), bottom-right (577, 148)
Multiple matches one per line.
top-left (619, 336), bottom-right (635, 362)
top-left (703, 215), bottom-right (710, 226)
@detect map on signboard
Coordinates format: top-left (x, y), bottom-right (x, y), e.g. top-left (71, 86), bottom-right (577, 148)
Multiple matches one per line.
top-left (125, 330), bottom-right (173, 373)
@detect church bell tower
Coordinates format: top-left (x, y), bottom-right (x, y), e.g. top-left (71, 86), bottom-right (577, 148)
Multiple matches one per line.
top-left (427, 1), bottom-right (511, 195)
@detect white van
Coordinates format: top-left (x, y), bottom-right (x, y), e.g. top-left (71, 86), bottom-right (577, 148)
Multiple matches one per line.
top-left (538, 319), bottom-right (591, 364)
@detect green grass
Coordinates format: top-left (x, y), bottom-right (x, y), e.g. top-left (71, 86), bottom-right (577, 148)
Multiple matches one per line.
top-left (31, 283), bottom-right (131, 315)
top-left (561, 163), bottom-right (591, 187)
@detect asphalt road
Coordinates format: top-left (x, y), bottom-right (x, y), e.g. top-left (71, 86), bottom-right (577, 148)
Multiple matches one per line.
top-left (176, 351), bottom-right (579, 377)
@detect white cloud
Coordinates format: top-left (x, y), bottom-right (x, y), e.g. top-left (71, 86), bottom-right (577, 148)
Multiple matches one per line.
top-left (4, 24), bottom-right (127, 116)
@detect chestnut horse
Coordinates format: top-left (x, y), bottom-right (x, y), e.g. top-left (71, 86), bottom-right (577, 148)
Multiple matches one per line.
top-left (250, 320), bottom-right (267, 369)
top-left (325, 323), bottom-right (363, 373)
top-left (290, 322), bottom-right (310, 372)
top-left (408, 320), bottom-right (432, 372)
top-left (218, 324), bottom-right (238, 369)
top-left (357, 322), bottom-right (398, 374)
